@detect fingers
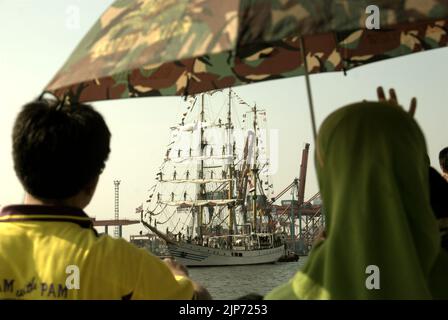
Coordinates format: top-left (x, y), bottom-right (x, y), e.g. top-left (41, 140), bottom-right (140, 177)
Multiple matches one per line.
top-left (409, 97), bottom-right (417, 117)
top-left (163, 257), bottom-right (175, 264)
top-left (377, 86), bottom-right (397, 106)
top-left (389, 88), bottom-right (398, 105)
top-left (164, 257), bottom-right (181, 268)
top-left (163, 257), bottom-right (175, 269)
top-left (177, 261), bottom-right (188, 272)
top-left (377, 86), bottom-right (399, 105)
top-left (377, 87), bottom-right (386, 101)
top-left (377, 87), bottom-right (417, 117)
top-left (163, 257), bottom-right (189, 276)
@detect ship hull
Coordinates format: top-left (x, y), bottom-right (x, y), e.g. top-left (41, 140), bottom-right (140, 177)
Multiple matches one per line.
top-left (167, 242), bottom-right (285, 267)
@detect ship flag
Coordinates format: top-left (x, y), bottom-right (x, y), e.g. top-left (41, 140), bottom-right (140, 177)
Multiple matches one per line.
top-left (135, 204), bottom-right (144, 213)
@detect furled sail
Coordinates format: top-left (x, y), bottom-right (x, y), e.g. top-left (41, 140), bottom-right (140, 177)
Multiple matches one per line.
top-left (140, 89), bottom-right (275, 239)
top-left (161, 199), bottom-right (238, 207)
top-left (161, 178), bottom-right (232, 184)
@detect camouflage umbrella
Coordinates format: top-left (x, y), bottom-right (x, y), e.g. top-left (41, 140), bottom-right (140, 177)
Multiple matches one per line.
top-left (45, 0), bottom-right (448, 137)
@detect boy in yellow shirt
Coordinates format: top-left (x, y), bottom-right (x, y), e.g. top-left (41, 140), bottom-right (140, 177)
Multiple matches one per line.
top-left (0, 98), bottom-right (210, 300)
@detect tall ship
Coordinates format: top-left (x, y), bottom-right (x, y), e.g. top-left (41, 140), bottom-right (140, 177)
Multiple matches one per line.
top-left (138, 89), bottom-right (284, 266)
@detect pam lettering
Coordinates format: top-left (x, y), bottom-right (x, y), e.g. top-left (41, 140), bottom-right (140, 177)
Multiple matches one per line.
top-left (48, 283), bottom-right (56, 297)
top-left (58, 284), bottom-right (68, 298)
top-left (3, 279), bottom-right (14, 293)
top-left (41, 283), bottom-right (48, 296)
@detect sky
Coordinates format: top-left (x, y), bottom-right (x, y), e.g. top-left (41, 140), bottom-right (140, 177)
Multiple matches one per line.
top-left (1, 0), bottom-right (447, 239)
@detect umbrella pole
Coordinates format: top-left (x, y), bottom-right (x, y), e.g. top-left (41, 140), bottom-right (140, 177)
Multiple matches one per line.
top-left (299, 37), bottom-right (317, 141)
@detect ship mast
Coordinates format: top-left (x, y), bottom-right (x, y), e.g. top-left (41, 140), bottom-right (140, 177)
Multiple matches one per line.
top-left (250, 104), bottom-right (267, 233)
top-left (198, 94), bottom-right (205, 239)
top-left (227, 89), bottom-right (234, 235)
top-left (252, 104), bottom-right (258, 233)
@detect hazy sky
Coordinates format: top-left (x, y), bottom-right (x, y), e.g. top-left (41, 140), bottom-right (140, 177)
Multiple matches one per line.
top-left (1, 0), bottom-right (447, 239)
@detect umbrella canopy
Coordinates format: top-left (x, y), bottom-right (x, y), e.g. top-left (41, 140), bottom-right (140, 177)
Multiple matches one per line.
top-left (46, 0), bottom-right (448, 103)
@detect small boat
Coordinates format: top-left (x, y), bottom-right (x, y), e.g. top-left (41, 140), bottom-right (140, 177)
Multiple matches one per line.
top-left (278, 250), bottom-right (300, 262)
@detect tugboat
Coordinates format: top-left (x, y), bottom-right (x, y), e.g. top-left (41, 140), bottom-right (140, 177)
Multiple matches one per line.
top-left (278, 248), bottom-right (300, 262)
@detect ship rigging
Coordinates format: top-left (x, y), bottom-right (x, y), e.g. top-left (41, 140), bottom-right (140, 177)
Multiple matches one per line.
top-left (139, 89), bottom-right (284, 266)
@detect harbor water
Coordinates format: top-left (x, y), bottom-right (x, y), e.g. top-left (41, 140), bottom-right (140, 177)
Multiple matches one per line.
top-left (189, 257), bottom-right (307, 300)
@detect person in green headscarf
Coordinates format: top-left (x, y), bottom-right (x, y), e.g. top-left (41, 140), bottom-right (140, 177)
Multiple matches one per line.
top-left (265, 101), bottom-right (448, 300)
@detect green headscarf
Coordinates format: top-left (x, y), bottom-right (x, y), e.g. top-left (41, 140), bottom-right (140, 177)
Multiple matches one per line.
top-left (266, 102), bottom-right (448, 299)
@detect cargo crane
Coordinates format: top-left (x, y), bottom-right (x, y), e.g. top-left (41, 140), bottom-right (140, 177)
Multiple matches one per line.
top-left (268, 143), bottom-right (324, 254)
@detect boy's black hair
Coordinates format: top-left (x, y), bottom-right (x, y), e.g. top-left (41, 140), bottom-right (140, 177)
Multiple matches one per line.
top-left (12, 100), bottom-right (111, 199)
top-left (440, 147), bottom-right (448, 172)
top-left (429, 167), bottom-right (448, 252)
top-left (429, 167), bottom-right (448, 220)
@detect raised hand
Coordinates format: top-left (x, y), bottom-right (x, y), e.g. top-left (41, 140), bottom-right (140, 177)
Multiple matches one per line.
top-left (377, 86), bottom-right (417, 117)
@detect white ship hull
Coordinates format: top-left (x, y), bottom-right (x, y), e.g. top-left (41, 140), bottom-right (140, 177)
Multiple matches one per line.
top-left (167, 242), bottom-right (285, 267)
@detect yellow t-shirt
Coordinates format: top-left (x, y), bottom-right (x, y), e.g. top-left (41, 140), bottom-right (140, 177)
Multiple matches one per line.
top-left (0, 205), bottom-right (194, 300)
